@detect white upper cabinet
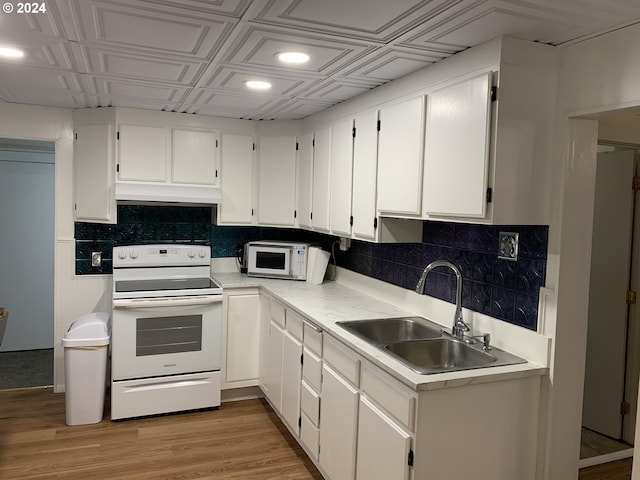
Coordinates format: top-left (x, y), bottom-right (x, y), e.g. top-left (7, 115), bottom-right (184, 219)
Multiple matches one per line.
top-left (330, 118), bottom-right (355, 237)
top-left (423, 73), bottom-right (492, 218)
top-left (172, 128), bottom-right (219, 186)
top-left (297, 132), bottom-right (314, 230)
top-left (257, 136), bottom-right (297, 226)
top-left (351, 110), bottom-right (379, 241)
top-left (118, 124), bottom-right (167, 182)
top-left (376, 96), bottom-right (426, 217)
top-left (219, 133), bottom-right (254, 225)
top-left (312, 125), bottom-right (332, 232)
top-left (73, 107), bottom-right (117, 224)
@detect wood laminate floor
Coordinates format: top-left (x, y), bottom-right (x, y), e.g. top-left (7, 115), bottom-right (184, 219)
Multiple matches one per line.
top-left (0, 387), bottom-right (323, 480)
top-left (578, 458), bottom-right (633, 480)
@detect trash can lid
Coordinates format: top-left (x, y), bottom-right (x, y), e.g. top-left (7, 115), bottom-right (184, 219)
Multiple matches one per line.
top-left (62, 312), bottom-right (110, 347)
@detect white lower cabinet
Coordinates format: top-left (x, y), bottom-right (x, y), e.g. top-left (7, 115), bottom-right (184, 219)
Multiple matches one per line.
top-left (264, 320), bottom-right (284, 412)
top-left (356, 396), bottom-right (412, 480)
top-left (223, 290), bottom-right (260, 388)
top-left (281, 329), bottom-right (302, 435)
top-left (318, 364), bottom-right (359, 480)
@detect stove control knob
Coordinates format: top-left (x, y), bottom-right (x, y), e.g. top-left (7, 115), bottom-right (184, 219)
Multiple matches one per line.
top-left (118, 250), bottom-right (127, 260)
top-left (129, 249), bottom-right (139, 259)
top-left (187, 249), bottom-right (195, 258)
top-left (198, 249), bottom-right (207, 258)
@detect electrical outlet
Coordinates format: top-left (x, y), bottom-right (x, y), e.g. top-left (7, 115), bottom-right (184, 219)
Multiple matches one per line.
top-left (498, 232), bottom-right (519, 261)
top-left (91, 251), bottom-right (102, 267)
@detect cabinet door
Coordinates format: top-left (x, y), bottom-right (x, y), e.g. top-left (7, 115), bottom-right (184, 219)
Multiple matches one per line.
top-left (258, 295), bottom-right (271, 393)
top-left (172, 128), bottom-right (218, 186)
top-left (312, 126), bottom-right (331, 232)
top-left (74, 123), bottom-right (115, 223)
top-left (356, 396), bottom-right (411, 480)
top-left (352, 109), bottom-right (379, 240)
top-left (118, 124), bottom-right (167, 182)
top-left (225, 293), bottom-right (260, 384)
top-left (330, 118), bottom-right (354, 237)
top-left (281, 330), bottom-right (302, 436)
top-left (377, 97), bottom-right (425, 216)
top-left (297, 132), bottom-right (314, 229)
top-left (219, 133), bottom-right (254, 225)
top-left (264, 320), bottom-right (284, 412)
top-left (258, 136), bottom-right (297, 226)
top-left (319, 364), bottom-right (359, 480)
top-left (423, 73), bottom-right (492, 218)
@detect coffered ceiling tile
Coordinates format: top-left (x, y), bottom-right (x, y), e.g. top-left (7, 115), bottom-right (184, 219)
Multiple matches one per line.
top-left (254, 0), bottom-right (462, 43)
top-left (90, 76), bottom-right (190, 106)
top-left (181, 90), bottom-right (283, 118)
top-left (221, 25), bottom-right (380, 75)
top-left (0, 1), bottom-right (67, 39)
top-left (339, 47), bottom-right (446, 82)
top-left (60, 0), bottom-right (237, 58)
top-left (301, 78), bottom-right (382, 103)
top-left (0, 65), bottom-right (85, 107)
top-left (257, 98), bottom-right (337, 120)
top-left (123, 0), bottom-right (254, 18)
top-left (74, 45), bottom-right (206, 84)
top-left (0, 41), bottom-right (75, 70)
top-left (198, 65), bottom-right (321, 97)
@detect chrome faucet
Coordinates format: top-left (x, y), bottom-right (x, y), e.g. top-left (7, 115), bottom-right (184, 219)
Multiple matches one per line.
top-left (415, 259), bottom-right (471, 340)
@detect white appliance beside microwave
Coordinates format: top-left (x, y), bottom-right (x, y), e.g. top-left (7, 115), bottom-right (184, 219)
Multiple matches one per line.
top-left (246, 241), bottom-right (309, 280)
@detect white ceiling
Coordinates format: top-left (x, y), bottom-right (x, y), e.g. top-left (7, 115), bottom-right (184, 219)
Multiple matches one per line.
top-left (0, 0), bottom-right (639, 120)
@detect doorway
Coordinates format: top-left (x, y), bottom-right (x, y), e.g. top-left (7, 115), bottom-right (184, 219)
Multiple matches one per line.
top-left (581, 139), bottom-right (640, 466)
top-left (0, 138), bottom-right (55, 389)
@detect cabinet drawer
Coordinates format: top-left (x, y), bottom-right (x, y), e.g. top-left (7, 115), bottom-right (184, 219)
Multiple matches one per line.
top-left (286, 309), bottom-right (304, 341)
top-left (303, 321), bottom-right (322, 355)
top-left (303, 348), bottom-right (322, 391)
top-left (300, 412), bottom-right (319, 462)
top-left (269, 301), bottom-right (285, 328)
top-left (361, 362), bottom-right (416, 431)
top-left (301, 380), bottom-right (320, 426)
top-left (324, 335), bottom-right (360, 387)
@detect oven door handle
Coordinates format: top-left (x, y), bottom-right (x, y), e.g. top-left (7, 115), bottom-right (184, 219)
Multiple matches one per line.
top-left (113, 295), bottom-right (222, 309)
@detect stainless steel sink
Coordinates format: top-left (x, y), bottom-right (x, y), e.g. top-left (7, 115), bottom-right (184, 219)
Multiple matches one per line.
top-left (336, 317), bottom-right (527, 375)
top-left (336, 317), bottom-right (443, 344)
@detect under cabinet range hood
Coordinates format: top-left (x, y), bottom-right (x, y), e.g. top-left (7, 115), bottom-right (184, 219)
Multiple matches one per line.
top-left (115, 182), bottom-right (221, 204)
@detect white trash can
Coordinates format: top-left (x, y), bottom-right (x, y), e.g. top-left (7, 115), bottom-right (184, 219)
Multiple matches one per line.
top-left (62, 312), bottom-right (110, 426)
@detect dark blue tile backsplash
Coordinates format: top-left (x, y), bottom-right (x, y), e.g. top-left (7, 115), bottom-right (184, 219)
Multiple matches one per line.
top-left (75, 205), bottom-right (547, 331)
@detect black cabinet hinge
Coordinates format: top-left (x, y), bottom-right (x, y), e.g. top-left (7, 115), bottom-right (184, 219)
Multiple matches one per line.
top-left (74, 132), bottom-right (77, 140)
top-left (350, 215), bottom-right (353, 226)
top-left (352, 127), bottom-right (356, 138)
top-left (296, 142), bottom-right (299, 151)
top-left (486, 187), bottom-right (493, 203)
top-left (294, 210), bottom-right (297, 219)
top-left (408, 449), bottom-right (414, 467)
top-left (377, 120), bottom-right (381, 132)
top-left (116, 164), bottom-right (120, 173)
top-left (117, 131), bottom-right (120, 140)
top-left (215, 169), bottom-right (218, 178)
top-left (310, 212), bottom-right (313, 220)
top-left (298, 416), bottom-right (302, 428)
top-left (300, 354), bottom-right (303, 365)
top-left (490, 86), bottom-right (497, 102)
top-left (252, 143), bottom-right (255, 151)
top-left (215, 139), bottom-right (218, 148)
top-left (373, 217), bottom-right (378, 229)
top-left (251, 208), bottom-right (254, 216)
top-left (312, 139), bottom-right (315, 147)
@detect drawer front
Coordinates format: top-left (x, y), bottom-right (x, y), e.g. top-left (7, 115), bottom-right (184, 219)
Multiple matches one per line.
top-left (269, 300), bottom-right (285, 328)
top-left (286, 309), bottom-right (304, 341)
top-left (302, 348), bottom-right (322, 392)
top-left (300, 413), bottom-right (320, 462)
top-left (303, 321), bottom-right (322, 355)
top-left (323, 335), bottom-right (360, 387)
top-left (361, 362), bottom-right (416, 431)
top-left (300, 380), bottom-right (320, 426)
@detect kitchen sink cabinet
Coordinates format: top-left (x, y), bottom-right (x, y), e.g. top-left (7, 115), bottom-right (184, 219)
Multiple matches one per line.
top-left (222, 289), bottom-right (260, 389)
top-left (219, 133), bottom-right (255, 225)
top-left (257, 135), bottom-right (297, 227)
top-left (311, 125), bottom-right (332, 232)
top-left (376, 96), bottom-right (425, 217)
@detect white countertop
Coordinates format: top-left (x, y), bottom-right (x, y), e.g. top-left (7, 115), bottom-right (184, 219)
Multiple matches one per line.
top-left (214, 272), bottom-right (548, 392)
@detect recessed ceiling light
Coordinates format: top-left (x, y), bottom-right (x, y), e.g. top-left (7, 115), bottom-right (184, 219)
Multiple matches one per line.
top-left (245, 80), bottom-right (272, 90)
top-left (0, 46), bottom-right (25, 58)
top-left (276, 51), bottom-right (310, 64)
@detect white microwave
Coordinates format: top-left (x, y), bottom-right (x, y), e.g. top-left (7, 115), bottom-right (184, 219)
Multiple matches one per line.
top-left (246, 241), bottom-right (308, 280)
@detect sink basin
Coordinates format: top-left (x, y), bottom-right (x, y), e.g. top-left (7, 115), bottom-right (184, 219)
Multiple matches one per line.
top-left (336, 317), bottom-right (442, 344)
top-left (385, 338), bottom-right (497, 373)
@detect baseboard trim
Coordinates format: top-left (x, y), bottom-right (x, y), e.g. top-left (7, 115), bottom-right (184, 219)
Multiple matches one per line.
top-left (578, 448), bottom-right (634, 468)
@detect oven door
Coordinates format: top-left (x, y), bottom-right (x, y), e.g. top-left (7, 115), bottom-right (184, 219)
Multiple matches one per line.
top-left (111, 296), bottom-right (222, 381)
top-left (247, 244), bottom-right (292, 278)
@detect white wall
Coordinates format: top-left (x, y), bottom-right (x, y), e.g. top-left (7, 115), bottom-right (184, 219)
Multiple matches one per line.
top-left (544, 22), bottom-right (640, 480)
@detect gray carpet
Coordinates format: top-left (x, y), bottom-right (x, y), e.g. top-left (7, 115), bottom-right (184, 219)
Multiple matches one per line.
top-left (0, 349), bottom-right (53, 389)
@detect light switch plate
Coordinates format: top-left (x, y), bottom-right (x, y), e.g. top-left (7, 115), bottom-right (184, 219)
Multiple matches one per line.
top-left (498, 232), bottom-right (519, 261)
top-left (91, 251), bottom-right (102, 267)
